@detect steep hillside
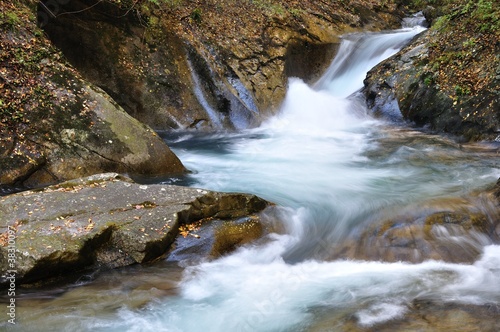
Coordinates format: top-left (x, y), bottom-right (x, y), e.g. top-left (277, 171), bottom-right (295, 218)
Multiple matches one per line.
top-left (38, 0), bottom-right (408, 130)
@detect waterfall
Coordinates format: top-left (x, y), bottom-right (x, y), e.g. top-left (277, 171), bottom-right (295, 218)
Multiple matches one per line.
top-left (314, 28), bottom-right (425, 98)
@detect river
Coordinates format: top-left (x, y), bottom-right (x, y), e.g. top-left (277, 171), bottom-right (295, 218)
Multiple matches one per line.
top-left (10, 20), bottom-right (500, 332)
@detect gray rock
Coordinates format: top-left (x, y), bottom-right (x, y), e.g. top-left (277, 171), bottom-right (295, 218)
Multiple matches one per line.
top-left (363, 27), bottom-right (500, 142)
top-left (0, 173), bottom-right (269, 286)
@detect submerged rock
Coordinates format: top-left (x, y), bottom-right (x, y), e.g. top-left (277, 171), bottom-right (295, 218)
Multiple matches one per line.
top-left (310, 300), bottom-right (500, 332)
top-left (167, 206), bottom-right (284, 264)
top-left (0, 173), bottom-right (270, 287)
top-left (332, 182), bottom-right (500, 263)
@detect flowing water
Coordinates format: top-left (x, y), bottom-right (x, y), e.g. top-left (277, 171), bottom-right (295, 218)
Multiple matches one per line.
top-left (7, 24), bottom-right (500, 331)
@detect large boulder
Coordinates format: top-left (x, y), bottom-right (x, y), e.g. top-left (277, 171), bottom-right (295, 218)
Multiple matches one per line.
top-left (0, 173), bottom-right (270, 286)
top-left (0, 1), bottom-right (186, 189)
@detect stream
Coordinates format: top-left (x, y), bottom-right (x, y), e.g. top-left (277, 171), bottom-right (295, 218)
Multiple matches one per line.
top-left (8, 20), bottom-right (500, 332)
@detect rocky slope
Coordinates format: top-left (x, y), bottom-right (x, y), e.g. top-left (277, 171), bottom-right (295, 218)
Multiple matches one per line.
top-left (1, 0), bottom-right (186, 190)
top-left (364, 0), bottom-right (500, 141)
top-left (0, 173), bottom-right (270, 286)
top-left (3, 0), bottom-right (499, 193)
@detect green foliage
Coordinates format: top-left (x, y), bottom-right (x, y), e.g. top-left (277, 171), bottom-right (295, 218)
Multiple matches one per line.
top-left (147, 0), bottom-right (183, 8)
top-left (250, 0), bottom-right (285, 17)
top-left (473, 0), bottom-right (499, 32)
top-left (190, 8), bottom-right (202, 24)
top-left (429, 0), bottom-right (499, 32)
top-left (0, 11), bottom-right (21, 30)
top-left (462, 37), bottom-right (476, 48)
top-left (423, 76), bottom-right (434, 86)
top-left (455, 84), bottom-right (471, 96)
top-left (288, 7), bottom-right (303, 18)
top-left (431, 15), bottom-right (449, 31)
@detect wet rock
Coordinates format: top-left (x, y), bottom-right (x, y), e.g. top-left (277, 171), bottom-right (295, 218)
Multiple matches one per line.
top-left (39, 0), bottom-right (406, 131)
top-left (379, 301), bottom-right (500, 332)
top-left (0, 173), bottom-right (270, 287)
top-left (211, 218), bottom-right (264, 257)
top-left (168, 206), bottom-right (284, 263)
top-left (310, 300), bottom-right (500, 332)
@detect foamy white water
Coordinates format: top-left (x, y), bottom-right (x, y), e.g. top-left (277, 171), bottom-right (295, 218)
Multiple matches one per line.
top-left (46, 244), bottom-right (500, 331)
top-left (314, 27), bottom-right (426, 98)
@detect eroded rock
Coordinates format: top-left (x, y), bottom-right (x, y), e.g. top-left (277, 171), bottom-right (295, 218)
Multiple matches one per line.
top-left (0, 1), bottom-right (186, 188)
top-left (38, 0), bottom-right (406, 131)
top-left (364, 7), bottom-right (500, 141)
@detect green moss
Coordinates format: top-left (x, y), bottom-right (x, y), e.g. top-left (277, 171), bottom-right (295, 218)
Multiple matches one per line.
top-left (288, 8), bottom-right (303, 18)
top-left (469, 213), bottom-right (488, 231)
top-left (424, 211), bottom-right (489, 234)
top-left (190, 8), bottom-right (202, 24)
top-left (147, 0), bottom-right (183, 7)
top-left (249, 0), bottom-right (286, 17)
top-left (423, 73), bottom-right (435, 86)
top-left (430, 0), bottom-right (499, 33)
top-left (454, 84), bottom-right (471, 96)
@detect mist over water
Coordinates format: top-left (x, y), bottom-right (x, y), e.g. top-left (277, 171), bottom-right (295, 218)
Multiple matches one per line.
top-left (10, 23), bottom-right (500, 331)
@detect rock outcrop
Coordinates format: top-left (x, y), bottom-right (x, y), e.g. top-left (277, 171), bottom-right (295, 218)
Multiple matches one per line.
top-left (0, 173), bottom-right (270, 286)
top-left (364, 1), bottom-right (500, 141)
top-left (1, 1), bottom-right (186, 190)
